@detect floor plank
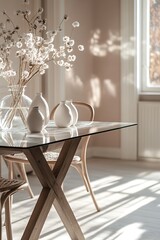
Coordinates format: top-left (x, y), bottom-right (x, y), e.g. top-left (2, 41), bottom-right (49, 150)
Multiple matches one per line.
top-left (2, 158), bottom-right (160, 240)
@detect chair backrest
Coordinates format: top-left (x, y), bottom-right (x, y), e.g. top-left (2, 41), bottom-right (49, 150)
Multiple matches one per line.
top-left (50, 101), bottom-right (95, 160)
top-left (50, 101), bottom-right (95, 122)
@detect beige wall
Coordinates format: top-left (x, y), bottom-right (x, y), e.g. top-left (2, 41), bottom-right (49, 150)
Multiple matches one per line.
top-left (93, 0), bottom-right (121, 148)
top-left (64, 0), bottom-right (94, 104)
top-left (64, 0), bottom-right (121, 148)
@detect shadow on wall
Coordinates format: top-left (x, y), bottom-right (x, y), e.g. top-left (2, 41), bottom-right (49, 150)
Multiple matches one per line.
top-left (65, 29), bottom-right (135, 109)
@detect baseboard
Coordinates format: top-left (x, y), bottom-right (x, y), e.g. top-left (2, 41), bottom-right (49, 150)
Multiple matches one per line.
top-left (87, 147), bottom-right (121, 159)
top-left (138, 156), bottom-right (160, 163)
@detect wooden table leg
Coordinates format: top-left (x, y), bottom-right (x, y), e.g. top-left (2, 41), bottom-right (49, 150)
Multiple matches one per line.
top-left (21, 138), bottom-right (85, 240)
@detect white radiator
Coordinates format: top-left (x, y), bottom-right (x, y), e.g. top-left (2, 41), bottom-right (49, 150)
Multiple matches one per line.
top-left (138, 101), bottom-right (160, 159)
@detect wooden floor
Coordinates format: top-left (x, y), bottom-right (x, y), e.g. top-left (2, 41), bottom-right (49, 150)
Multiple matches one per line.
top-left (2, 158), bottom-right (160, 240)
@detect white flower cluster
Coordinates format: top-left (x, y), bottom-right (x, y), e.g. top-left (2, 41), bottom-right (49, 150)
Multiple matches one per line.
top-left (0, 1), bottom-right (84, 86)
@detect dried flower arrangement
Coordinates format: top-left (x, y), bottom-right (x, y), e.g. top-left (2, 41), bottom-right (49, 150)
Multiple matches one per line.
top-left (0, 0), bottom-right (84, 130)
top-left (0, 1), bottom-right (84, 87)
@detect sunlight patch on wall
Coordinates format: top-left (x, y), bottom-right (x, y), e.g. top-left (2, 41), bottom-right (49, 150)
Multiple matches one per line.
top-left (121, 36), bottom-right (135, 60)
top-left (90, 29), bottom-right (135, 61)
top-left (65, 69), bottom-right (84, 88)
top-left (89, 76), bottom-right (101, 107)
top-left (90, 29), bottom-right (121, 57)
top-left (104, 79), bottom-right (116, 97)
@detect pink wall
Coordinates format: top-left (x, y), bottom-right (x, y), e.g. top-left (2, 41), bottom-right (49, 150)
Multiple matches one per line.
top-left (92, 0), bottom-right (121, 147)
top-left (64, 0), bottom-right (94, 103)
top-left (65, 0), bottom-right (121, 148)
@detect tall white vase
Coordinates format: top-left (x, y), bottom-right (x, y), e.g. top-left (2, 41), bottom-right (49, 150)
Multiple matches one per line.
top-left (54, 101), bottom-right (73, 127)
top-left (29, 93), bottom-right (49, 127)
top-left (66, 100), bottom-right (78, 126)
top-left (27, 106), bottom-right (44, 133)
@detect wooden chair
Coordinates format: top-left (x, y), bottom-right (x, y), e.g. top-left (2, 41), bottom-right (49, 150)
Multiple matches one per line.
top-left (0, 177), bottom-right (25, 240)
top-left (3, 158), bottom-right (34, 199)
top-left (3, 102), bottom-right (100, 212)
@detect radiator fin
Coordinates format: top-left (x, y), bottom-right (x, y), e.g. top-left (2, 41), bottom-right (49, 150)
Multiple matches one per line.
top-left (138, 101), bottom-right (160, 159)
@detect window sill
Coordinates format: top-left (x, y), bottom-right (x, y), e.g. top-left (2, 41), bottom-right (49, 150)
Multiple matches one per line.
top-left (139, 92), bottom-right (160, 101)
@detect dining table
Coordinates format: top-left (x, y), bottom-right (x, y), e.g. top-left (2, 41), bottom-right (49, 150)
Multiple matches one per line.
top-left (0, 120), bottom-right (137, 240)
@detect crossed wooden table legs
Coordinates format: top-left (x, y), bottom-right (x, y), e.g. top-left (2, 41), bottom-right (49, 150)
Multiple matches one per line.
top-left (21, 137), bottom-right (85, 240)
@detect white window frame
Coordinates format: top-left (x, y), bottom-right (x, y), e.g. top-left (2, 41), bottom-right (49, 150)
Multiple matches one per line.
top-left (120, 0), bottom-right (138, 160)
top-left (140, 0), bottom-right (160, 93)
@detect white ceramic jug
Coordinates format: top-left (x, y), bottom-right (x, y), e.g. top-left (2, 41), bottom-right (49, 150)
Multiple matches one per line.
top-left (27, 106), bottom-right (44, 133)
top-left (29, 93), bottom-right (49, 127)
top-left (66, 100), bottom-right (78, 126)
top-left (54, 101), bottom-right (73, 127)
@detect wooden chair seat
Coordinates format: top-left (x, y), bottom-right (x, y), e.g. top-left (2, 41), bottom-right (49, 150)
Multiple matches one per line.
top-left (4, 152), bottom-right (81, 164)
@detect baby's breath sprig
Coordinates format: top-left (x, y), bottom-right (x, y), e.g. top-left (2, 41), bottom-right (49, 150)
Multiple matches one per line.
top-left (16, 7), bottom-right (46, 34)
top-left (0, 2), bottom-right (84, 86)
top-left (58, 14), bottom-right (68, 32)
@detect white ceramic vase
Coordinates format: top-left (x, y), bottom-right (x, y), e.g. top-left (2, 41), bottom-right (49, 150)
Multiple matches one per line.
top-left (27, 106), bottom-right (44, 133)
top-left (29, 92), bottom-right (49, 127)
top-left (54, 101), bottom-right (73, 127)
top-left (66, 100), bottom-right (78, 126)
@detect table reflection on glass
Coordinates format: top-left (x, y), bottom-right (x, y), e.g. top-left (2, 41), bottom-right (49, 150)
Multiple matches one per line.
top-left (0, 121), bottom-right (137, 240)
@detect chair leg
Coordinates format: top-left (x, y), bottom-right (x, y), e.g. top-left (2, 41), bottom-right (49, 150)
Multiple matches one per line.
top-left (83, 171), bottom-right (100, 212)
top-left (0, 193), bottom-right (13, 240)
top-left (82, 159), bottom-right (100, 212)
top-left (0, 201), bottom-right (2, 240)
top-left (15, 163), bottom-right (34, 198)
top-left (72, 164), bottom-right (89, 191)
top-left (72, 163), bottom-right (100, 212)
top-left (5, 197), bottom-right (12, 240)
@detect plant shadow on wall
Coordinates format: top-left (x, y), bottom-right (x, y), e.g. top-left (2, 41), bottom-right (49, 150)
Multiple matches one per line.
top-left (0, 0), bottom-right (84, 130)
top-left (66, 27), bottom-right (135, 109)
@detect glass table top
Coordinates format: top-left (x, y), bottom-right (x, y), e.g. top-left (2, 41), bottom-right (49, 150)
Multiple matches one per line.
top-left (0, 121), bottom-right (137, 149)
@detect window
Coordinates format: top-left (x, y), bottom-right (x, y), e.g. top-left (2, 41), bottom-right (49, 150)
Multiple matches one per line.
top-left (141, 0), bottom-right (160, 92)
